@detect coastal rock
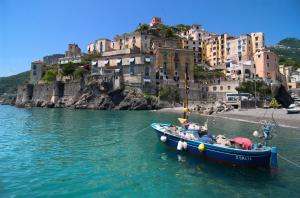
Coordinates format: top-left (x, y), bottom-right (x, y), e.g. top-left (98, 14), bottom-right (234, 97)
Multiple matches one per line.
top-left (14, 80), bottom-right (159, 110)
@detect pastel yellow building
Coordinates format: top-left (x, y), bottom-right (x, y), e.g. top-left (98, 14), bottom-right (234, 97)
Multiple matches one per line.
top-left (154, 47), bottom-right (194, 83)
top-left (204, 33), bottom-right (228, 66)
top-left (226, 34), bottom-right (253, 63)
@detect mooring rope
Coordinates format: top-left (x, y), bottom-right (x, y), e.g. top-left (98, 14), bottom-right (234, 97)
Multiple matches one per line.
top-left (271, 109), bottom-right (279, 127)
top-left (136, 125), bottom-right (150, 133)
top-left (278, 153), bottom-right (300, 168)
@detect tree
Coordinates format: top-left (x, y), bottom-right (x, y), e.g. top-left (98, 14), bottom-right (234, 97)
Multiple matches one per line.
top-left (42, 69), bottom-right (57, 83)
top-left (62, 62), bottom-right (75, 76)
top-left (235, 81), bottom-right (272, 97)
top-left (194, 65), bottom-right (224, 82)
top-left (135, 23), bottom-right (150, 33)
top-left (74, 67), bottom-right (87, 79)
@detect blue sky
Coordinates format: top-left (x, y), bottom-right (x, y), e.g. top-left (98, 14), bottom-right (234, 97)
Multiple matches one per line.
top-left (0, 0), bottom-right (299, 77)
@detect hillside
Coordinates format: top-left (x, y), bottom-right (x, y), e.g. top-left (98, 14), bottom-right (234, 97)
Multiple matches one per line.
top-left (0, 71), bottom-right (30, 95)
top-left (269, 37), bottom-right (300, 70)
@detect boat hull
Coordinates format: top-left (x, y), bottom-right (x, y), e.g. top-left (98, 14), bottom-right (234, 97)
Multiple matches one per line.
top-left (152, 123), bottom-right (271, 168)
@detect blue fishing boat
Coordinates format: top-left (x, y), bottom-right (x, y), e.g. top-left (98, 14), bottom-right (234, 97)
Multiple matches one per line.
top-left (152, 64), bottom-right (277, 168)
top-left (151, 122), bottom-right (277, 168)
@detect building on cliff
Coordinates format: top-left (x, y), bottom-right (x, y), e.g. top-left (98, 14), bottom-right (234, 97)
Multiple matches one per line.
top-left (30, 60), bottom-right (45, 84)
top-left (58, 43), bottom-right (82, 64)
top-left (43, 54), bottom-right (64, 65)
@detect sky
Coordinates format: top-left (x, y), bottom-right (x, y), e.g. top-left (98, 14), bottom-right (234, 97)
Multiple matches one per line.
top-left (0, 0), bottom-right (299, 77)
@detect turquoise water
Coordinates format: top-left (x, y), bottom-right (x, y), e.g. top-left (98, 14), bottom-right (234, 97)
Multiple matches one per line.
top-left (0, 106), bottom-right (299, 197)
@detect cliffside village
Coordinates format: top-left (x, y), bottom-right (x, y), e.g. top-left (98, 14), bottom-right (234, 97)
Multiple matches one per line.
top-left (28, 17), bottom-right (300, 104)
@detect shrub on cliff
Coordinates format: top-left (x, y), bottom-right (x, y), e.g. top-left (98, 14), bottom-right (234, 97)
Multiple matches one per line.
top-left (43, 69), bottom-right (57, 83)
top-left (62, 62), bottom-right (76, 76)
top-left (74, 67), bottom-right (88, 79)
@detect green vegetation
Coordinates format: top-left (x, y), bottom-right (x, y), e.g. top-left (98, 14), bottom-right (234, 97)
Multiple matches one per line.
top-left (159, 86), bottom-right (181, 103)
top-left (0, 71), bottom-right (30, 95)
top-left (235, 81), bottom-right (272, 97)
top-left (135, 23), bottom-right (150, 33)
top-left (278, 38), bottom-right (300, 48)
top-left (42, 69), bottom-right (57, 83)
top-left (269, 37), bottom-right (300, 70)
top-left (194, 65), bottom-right (224, 81)
top-left (173, 24), bottom-right (191, 32)
top-left (74, 67), bottom-right (88, 79)
top-left (62, 62), bottom-right (76, 76)
top-left (134, 23), bottom-right (182, 39)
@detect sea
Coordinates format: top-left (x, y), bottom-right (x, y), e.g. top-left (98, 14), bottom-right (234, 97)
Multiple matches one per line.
top-left (0, 105), bottom-right (299, 197)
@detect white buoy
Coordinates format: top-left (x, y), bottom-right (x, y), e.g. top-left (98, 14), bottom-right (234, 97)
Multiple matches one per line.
top-left (253, 130), bottom-right (259, 137)
top-left (160, 135), bottom-right (167, 142)
top-left (182, 141), bottom-right (188, 150)
top-left (177, 141), bottom-right (183, 151)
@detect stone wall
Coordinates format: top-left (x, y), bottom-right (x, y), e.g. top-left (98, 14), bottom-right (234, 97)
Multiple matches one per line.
top-left (16, 84), bottom-right (33, 105)
top-left (64, 81), bottom-right (83, 98)
top-left (32, 84), bottom-right (54, 101)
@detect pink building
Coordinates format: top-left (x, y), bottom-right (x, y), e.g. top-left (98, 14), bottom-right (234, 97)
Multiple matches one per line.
top-left (254, 49), bottom-right (280, 82)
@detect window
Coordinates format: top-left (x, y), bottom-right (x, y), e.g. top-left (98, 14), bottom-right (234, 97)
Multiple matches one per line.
top-left (100, 42), bottom-right (103, 52)
top-left (213, 52), bottom-right (216, 56)
top-left (163, 52), bottom-right (168, 59)
top-left (242, 46), bottom-right (245, 52)
top-left (255, 36), bottom-right (258, 41)
top-left (130, 65), bottom-right (135, 75)
top-left (220, 86), bottom-right (223, 90)
top-left (145, 57), bottom-right (151, 63)
top-left (33, 71), bottom-right (36, 75)
top-left (185, 63), bottom-right (189, 74)
top-left (193, 47), bottom-right (196, 51)
top-left (129, 57), bottom-right (135, 64)
top-left (175, 62), bottom-right (179, 70)
top-left (163, 62), bottom-right (167, 75)
top-left (145, 36), bottom-right (148, 40)
top-left (267, 63), bottom-right (270, 67)
top-left (117, 58), bottom-right (122, 65)
top-left (239, 56), bottom-right (242, 61)
top-left (145, 66), bottom-right (150, 76)
top-left (267, 54), bottom-right (270, 59)
top-left (32, 65), bottom-right (36, 70)
top-left (255, 43), bottom-right (258, 48)
top-left (213, 86), bottom-right (217, 91)
top-left (193, 41), bottom-right (195, 44)
top-left (227, 86), bottom-right (231, 90)
top-left (258, 54), bottom-right (261, 58)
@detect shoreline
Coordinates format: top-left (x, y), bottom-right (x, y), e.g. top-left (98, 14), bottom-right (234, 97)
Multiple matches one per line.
top-left (2, 104), bottom-right (299, 129)
top-left (155, 107), bottom-right (300, 129)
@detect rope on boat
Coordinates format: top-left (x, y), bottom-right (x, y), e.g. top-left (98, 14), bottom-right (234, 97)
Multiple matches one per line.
top-left (278, 153), bottom-right (300, 168)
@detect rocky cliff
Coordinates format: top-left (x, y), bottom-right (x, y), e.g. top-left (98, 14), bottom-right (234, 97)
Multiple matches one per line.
top-left (15, 80), bottom-right (159, 110)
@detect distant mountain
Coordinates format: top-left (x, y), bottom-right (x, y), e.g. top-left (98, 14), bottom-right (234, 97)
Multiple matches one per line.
top-left (278, 38), bottom-right (300, 48)
top-left (0, 71), bottom-right (30, 95)
top-left (269, 37), bottom-right (300, 70)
